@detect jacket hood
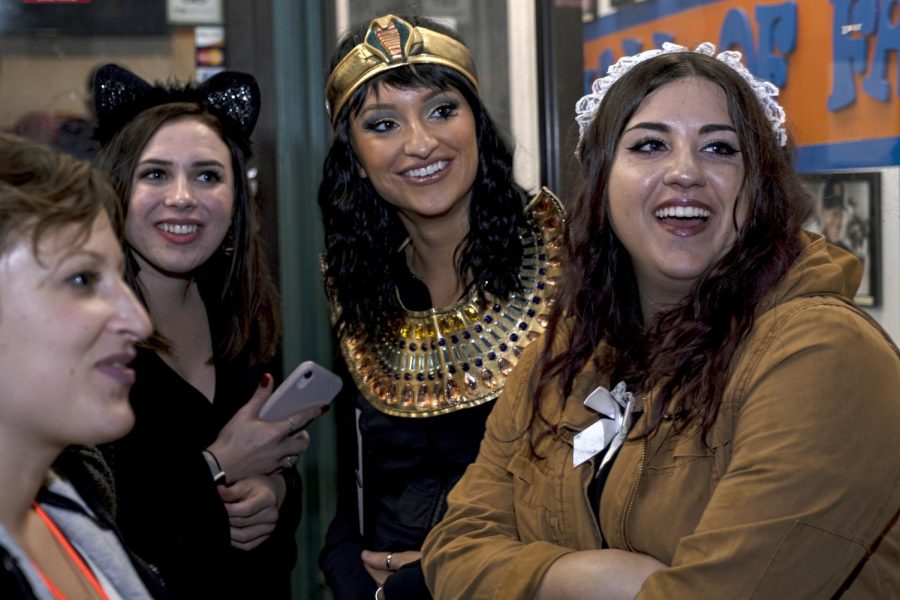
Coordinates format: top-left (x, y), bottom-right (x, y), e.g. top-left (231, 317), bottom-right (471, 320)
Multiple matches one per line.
top-left (762, 231), bottom-right (862, 311)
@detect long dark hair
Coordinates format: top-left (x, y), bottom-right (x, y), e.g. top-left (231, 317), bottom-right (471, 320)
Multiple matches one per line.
top-left (95, 102), bottom-right (281, 366)
top-left (319, 15), bottom-right (528, 338)
top-left (532, 51), bottom-right (813, 445)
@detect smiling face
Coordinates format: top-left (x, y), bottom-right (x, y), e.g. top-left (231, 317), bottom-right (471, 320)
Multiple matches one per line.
top-left (125, 118), bottom-right (234, 280)
top-left (349, 83), bottom-right (479, 232)
top-left (0, 213), bottom-right (152, 452)
top-left (608, 76), bottom-right (746, 315)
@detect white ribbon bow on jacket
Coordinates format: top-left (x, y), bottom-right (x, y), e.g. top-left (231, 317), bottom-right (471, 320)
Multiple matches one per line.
top-left (572, 381), bottom-right (635, 473)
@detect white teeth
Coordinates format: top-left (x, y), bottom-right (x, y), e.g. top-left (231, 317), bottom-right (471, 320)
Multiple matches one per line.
top-left (404, 160), bottom-right (448, 178)
top-left (158, 223), bottom-right (198, 235)
top-left (655, 206), bottom-right (711, 219)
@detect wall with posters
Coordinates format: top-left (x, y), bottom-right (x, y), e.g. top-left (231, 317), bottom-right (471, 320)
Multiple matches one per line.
top-left (583, 0), bottom-right (900, 341)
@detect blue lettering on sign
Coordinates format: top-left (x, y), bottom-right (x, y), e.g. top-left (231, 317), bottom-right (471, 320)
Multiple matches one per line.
top-left (583, 0), bottom-right (900, 121)
top-left (583, 2), bottom-right (800, 94)
top-left (587, 34), bottom-right (674, 89)
top-left (756, 2), bottom-right (797, 87)
top-left (829, 0), bottom-right (877, 110)
top-left (863, 0), bottom-right (900, 101)
top-left (720, 8), bottom-right (759, 73)
top-left (622, 38), bottom-right (644, 56)
top-left (652, 32), bottom-right (674, 47)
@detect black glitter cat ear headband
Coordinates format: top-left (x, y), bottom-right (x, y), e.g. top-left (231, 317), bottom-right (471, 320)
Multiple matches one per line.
top-left (92, 63), bottom-right (261, 152)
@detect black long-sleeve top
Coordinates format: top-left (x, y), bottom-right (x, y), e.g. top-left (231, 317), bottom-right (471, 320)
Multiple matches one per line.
top-left (100, 347), bottom-right (302, 599)
top-left (319, 267), bottom-right (494, 599)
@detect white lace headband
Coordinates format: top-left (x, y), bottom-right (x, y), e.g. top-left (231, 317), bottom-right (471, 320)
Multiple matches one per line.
top-left (575, 42), bottom-right (787, 150)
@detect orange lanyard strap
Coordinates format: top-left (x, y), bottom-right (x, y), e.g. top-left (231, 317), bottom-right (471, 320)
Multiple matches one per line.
top-left (33, 565), bottom-right (66, 600)
top-left (31, 502), bottom-right (111, 600)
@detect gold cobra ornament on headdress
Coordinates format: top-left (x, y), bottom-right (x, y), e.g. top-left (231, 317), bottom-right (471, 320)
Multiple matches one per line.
top-left (325, 14), bottom-right (480, 124)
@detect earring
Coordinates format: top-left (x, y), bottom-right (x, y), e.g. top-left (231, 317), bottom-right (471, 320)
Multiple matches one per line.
top-left (222, 228), bottom-right (235, 256)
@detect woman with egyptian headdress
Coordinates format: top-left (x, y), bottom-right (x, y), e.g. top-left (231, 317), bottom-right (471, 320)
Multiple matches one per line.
top-left (318, 14), bottom-right (565, 600)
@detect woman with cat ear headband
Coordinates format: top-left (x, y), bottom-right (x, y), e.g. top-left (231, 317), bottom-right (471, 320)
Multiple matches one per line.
top-left (92, 64), bottom-right (314, 599)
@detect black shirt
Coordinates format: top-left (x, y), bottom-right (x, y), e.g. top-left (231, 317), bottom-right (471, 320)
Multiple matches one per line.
top-left (320, 266), bottom-right (493, 600)
top-left (100, 349), bottom-right (302, 599)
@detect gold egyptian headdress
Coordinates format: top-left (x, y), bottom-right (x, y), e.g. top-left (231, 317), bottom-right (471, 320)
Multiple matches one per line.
top-left (325, 14), bottom-right (479, 124)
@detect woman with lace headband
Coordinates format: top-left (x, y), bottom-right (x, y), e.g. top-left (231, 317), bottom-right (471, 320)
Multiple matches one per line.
top-left (318, 14), bottom-right (565, 600)
top-left (91, 65), bottom-right (317, 598)
top-left (422, 43), bottom-right (900, 598)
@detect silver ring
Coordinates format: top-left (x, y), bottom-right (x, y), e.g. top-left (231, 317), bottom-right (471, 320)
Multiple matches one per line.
top-left (385, 553), bottom-right (393, 571)
top-left (283, 456), bottom-right (293, 469)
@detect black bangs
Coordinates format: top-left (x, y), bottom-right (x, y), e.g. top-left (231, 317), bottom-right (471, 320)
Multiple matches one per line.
top-left (340, 64), bottom-right (480, 124)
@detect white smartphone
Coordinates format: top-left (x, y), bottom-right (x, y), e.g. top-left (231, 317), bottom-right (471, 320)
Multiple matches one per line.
top-left (259, 360), bottom-right (342, 422)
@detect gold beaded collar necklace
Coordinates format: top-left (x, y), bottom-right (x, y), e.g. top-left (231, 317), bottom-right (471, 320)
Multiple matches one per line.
top-left (333, 188), bottom-right (565, 418)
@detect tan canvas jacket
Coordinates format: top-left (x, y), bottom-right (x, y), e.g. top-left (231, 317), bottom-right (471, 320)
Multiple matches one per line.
top-left (423, 234), bottom-right (900, 599)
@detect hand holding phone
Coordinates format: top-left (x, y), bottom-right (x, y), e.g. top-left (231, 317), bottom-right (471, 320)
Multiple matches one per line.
top-left (259, 360), bottom-right (342, 422)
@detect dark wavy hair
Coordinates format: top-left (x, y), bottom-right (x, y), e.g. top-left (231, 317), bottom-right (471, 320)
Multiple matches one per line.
top-left (319, 15), bottom-right (528, 337)
top-left (532, 51), bottom-right (813, 446)
top-left (95, 103), bottom-right (281, 366)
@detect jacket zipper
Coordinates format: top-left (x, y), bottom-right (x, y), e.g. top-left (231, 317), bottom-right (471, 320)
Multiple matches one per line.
top-left (428, 481), bottom-right (450, 529)
top-left (622, 394), bottom-right (649, 551)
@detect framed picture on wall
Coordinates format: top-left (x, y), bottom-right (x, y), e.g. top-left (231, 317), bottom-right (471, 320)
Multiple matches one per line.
top-left (800, 172), bottom-right (881, 307)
